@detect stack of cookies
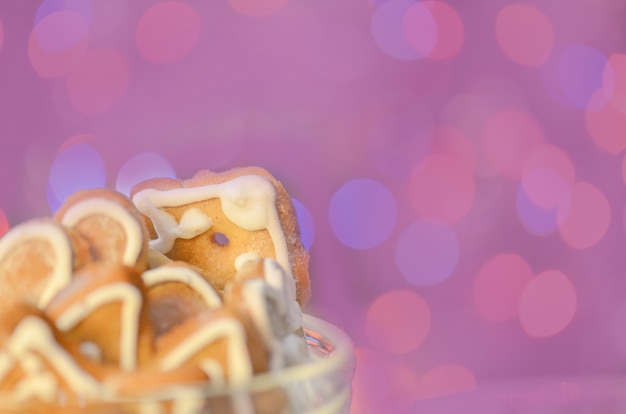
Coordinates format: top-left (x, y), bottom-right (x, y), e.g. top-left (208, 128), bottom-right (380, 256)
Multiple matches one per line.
top-left (0, 167), bottom-right (312, 412)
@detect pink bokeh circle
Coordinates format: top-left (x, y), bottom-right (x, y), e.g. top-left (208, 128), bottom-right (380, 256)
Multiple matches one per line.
top-left (557, 182), bottom-right (611, 250)
top-left (402, 2), bottom-right (437, 58)
top-left (495, 4), bottom-right (554, 67)
top-left (516, 183), bottom-right (562, 236)
top-left (365, 290), bottom-right (431, 354)
top-left (66, 48), bottom-right (130, 115)
top-left (522, 144), bottom-right (576, 187)
top-left (29, 34), bottom-right (87, 79)
top-left (33, 11), bottom-right (88, 53)
top-left (419, 1), bottom-right (464, 60)
top-left (473, 253), bottom-right (534, 322)
top-left (521, 143), bottom-right (575, 210)
top-left (370, 0), bottom-right (424, 61)
top-left (136, 1), bottom-right (201, 64)
top-left (481, 110), bottom-right (544, 179)
top-left (521, 168), bottom-right (570, 210)
top-left (585, 89), bottom-right (626, 154)
top-left (519, 270), bottom-right (577, 338)
top-left (408, 154), bottom-right (475, 224)
top-left (351, 348), bottom-right (419, 414)
top-left (431, 125), bottom-right (476, 172)
top-left (607, 54), bottom-right (626, 97)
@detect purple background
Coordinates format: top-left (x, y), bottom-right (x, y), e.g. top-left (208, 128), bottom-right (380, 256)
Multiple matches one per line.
top-left (1, 0), bottom-right (626, 411)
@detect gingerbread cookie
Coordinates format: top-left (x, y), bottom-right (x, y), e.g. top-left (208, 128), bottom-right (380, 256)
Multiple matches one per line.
top-left (131, 167), bottom-right (311, 306)
top-left (54, 188), bottom-right (150, 274)
top-left (0, 303), bottom-right (109, 404)
top-left (0, 218), bottom-right (92, 312)
top-left (142, 262), bottom-right (222, 336)
top-left (225, 258), bottom-right (308, 371)
top-left (44, 263), bottom-right (154, 371)
top-left (0, 166), bottom-right (323, 410)
top-left (154, 307), bottom-right (270, 387)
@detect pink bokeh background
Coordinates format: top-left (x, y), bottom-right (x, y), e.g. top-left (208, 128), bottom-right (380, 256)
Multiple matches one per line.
top-left (1, 0), bottom-right (626, 412)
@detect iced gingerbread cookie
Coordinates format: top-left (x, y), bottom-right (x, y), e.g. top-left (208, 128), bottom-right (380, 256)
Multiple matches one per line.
top-left (154, 307), bottom-right (271, 387)
top-left (54, 188), bottom-right (150, 274)
top-left (131, 167), bottom-right (311, 306)
top-left (142, 262), bottom-right (222, 336)
top-left (44, 263), bottom-right (155, 371)
top-left (0, 218), bottom-right (92, 313)
top-left (225, 258), bottom-right (308, 370)
top-left (0, 303), bottom-right (110, 405)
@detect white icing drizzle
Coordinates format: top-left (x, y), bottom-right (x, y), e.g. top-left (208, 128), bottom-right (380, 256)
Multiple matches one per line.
top-left (233, 259), bottom-right (309, 369)
top-left (199, 359), bottom-right (225, 387)
top-left (239, 281), bottom-right (278, 342)
top-left (159, 317), bottom-right (252, 386)
top-left (132, 175), bottom-right (291, 281)
top-left (264, 259), bottom-right (296, 305)
top-left (0, 316), bottom-right (102, 401)
top-left (21, 353), bottom-right (44, 374)
top-left (240, 280), bottom-right (308, 370)
top-left (142, 266), bottom-right (222, 309)
top-left (54, 282), bottom-right (143, 371)
top-left (13, 372), bottom-right (57, 402)
top-left (147, 248), bottom-right (173, 268)
top-left (263, 260), bottom-right (303, 336)
top-left (244, 259), bottom-right (301, 331)
top-left (0, 352), bottom-right (14, 381)
top-left (234, 252), bottom-right (262, 272)
top-left (177, 208), bottom-right (213, 239)
top-left (0, 220), bottom-right (73, 309)
top-left (60, 198), bottom-right (144, 266)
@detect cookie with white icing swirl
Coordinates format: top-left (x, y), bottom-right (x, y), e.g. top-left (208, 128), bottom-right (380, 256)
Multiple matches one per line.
top-left (0, 218), bottom-right (92, 313)
top-left (154, 307), bottom-right (271, 387)
top-left (142, 261), bottom-right (222, 337)
top-left (131, 167), bottom-right (311, 306)
top-left (0, 303), bottom-right (111, 405)
top-left (44, 263), bottom-right (155, 371)
top-left (54, 188), bottom-right (150, 274)
top-left (225, 258), bottom-right (309, 370)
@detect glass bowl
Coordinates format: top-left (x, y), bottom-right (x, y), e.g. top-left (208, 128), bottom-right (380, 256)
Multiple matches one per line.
top-left (0, 314), bottom-right (355, 414)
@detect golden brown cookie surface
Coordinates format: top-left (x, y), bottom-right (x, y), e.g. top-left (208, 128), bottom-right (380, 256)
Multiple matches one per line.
top-left (54, 188), bottom-right (150, 274)
top-left (131, 167), bottom-right (311, 306)
top-left (0, 304), bottom-right (109, 404)
top-left (0, 218), bottom-right (92, 312)
top-left (142, 261), bottom-right (222, 337)
top-left (44, 263), bottom-right (155, 371)
top-left (155, 307), bottom-right (270, 387)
